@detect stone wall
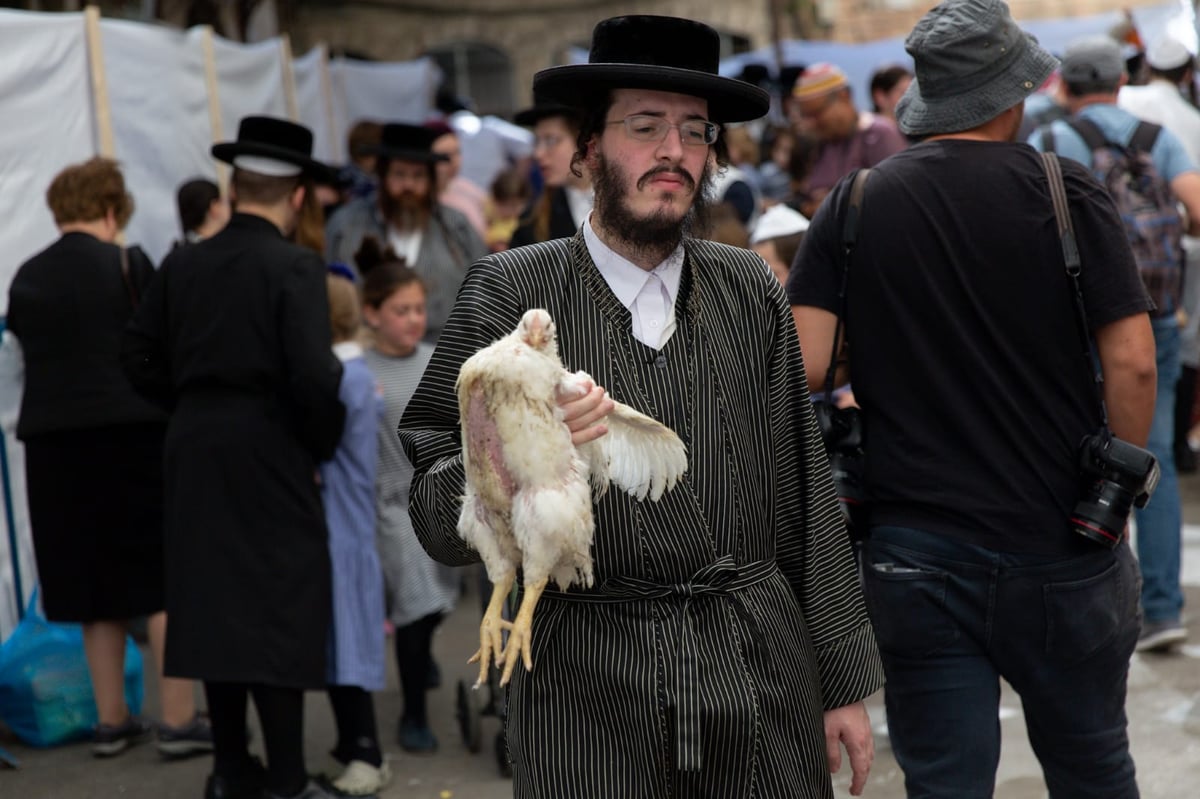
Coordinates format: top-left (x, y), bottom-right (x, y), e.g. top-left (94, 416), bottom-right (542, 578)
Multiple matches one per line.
top-left (288, 0), bottom-right (1168, 115)
top-left (289, 0), bottom-right (774, 113)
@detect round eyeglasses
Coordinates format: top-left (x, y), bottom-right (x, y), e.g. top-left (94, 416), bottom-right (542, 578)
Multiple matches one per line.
top-left (606, 114), bottom-right (721, 146)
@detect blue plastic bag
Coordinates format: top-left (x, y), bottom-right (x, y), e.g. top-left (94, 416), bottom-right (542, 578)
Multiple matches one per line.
top-left (0, 588), bottom-right (143, 747)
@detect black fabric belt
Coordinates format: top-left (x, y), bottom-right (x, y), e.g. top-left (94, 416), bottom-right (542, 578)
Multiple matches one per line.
top-left (543, 555), bottom-right (779, 772)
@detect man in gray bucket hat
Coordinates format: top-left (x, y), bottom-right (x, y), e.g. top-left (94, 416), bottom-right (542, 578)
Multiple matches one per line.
top-left (790, 0), bottom-right (1155, 795)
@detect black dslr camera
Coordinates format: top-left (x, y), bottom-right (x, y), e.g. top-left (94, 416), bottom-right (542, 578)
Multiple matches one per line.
top-left (811, 401), bottom-right (869, 538)
top-left (1071, 429), bottom-right (1160, 548)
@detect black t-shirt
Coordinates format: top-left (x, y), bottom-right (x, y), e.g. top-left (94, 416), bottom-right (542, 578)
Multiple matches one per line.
top-left (787, 139), bottom-right (1153, 554)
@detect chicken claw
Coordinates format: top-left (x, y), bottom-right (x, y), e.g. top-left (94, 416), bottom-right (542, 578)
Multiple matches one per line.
top-left (471, 573), bottom-right (514, 688)
top-left (500, 578), bottom-right (548, 686)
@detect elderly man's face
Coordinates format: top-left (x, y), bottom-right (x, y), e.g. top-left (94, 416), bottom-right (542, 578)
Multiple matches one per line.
top-left (384, 159), bottom-right (430, 202)
top-left (795, 88), bottom-right (858, 141)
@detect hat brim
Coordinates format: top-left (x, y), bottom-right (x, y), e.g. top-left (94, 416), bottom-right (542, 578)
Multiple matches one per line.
top-left (372, 145), bottom-right (448, 163)
top-left (513, 105), bottom-right (578, 127)
top-left (896, 35), bottom-right (1058, 138)
top-left (533, 63), bottom-right (769, 123)
top-left (212, 141), bottom-right (335, 182)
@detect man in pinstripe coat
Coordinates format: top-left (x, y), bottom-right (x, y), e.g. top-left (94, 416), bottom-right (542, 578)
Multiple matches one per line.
top-left (398, 15), bottom-right (884, 798)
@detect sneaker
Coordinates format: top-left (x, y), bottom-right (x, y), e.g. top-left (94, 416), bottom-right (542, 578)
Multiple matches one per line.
top-left (92, 715), bottom-right (151, 757)
top-left (156, 712), bottom-right (214, 758)
top-left (397, 719), bottom-right (438, 753)
top-left (1136, 619), bottom-right (1188, 653)
top-left (329, 759), bottom-right (392, 795)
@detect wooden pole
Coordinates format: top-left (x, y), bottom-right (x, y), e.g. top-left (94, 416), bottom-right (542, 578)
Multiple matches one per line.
top-left (84, 5), bottom-right (123, 245)
top-left (84, 5), bottom-right (115, 158)
top-left (199, 25), bottom-right (228, 194)
top-left (280, 33), bottom-right (299, 122)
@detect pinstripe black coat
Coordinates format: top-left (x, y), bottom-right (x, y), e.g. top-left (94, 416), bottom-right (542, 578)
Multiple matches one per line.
top-left (398, 231), bottom-right (884, 798)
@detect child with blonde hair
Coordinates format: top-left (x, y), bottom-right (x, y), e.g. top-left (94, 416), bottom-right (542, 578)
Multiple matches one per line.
top-left (319, 268), bottom-right (390, 795)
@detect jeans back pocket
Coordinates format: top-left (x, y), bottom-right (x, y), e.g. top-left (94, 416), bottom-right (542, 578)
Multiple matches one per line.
top-left (863, 559), bottom-right (959, 658)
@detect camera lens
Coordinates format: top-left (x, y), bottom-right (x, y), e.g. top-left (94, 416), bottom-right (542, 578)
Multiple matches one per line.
top-left (1070, 478), bottom-right (1134, 549)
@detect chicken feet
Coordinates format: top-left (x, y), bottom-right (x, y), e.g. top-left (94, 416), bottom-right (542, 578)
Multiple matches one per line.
top-left (500, 578), bottom-right (548, 686)
top-left (469, 572), bottom-right (514, 688)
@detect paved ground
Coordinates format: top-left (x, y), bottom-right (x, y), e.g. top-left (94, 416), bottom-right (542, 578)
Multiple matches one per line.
top-left (5, 480), bottom-right (1200, 798)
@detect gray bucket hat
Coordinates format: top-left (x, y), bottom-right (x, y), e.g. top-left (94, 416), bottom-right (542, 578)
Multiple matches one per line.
top-left (895, 0), bottom-right (1058, 137)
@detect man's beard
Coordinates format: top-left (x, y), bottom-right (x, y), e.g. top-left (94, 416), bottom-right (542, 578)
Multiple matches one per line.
top-left (384, 191), bottom-right (430, 231)
top-left (592, 152), bottom-right (713, 264)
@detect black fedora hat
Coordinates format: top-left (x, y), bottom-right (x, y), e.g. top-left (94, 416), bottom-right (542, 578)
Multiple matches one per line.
top-left (533, 16), bottom-right (769, 124)
top-left (513, 101), bottom-right (580, 128)
top-left (212, 116), bottom-right (332, 180)
top-left (374, 123), bottom-right (448, 163)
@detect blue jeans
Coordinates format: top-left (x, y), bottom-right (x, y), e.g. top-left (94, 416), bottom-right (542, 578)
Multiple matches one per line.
top-left (1134, 315), bottom-right (1184, 624)
top-left (863, 526), bottom-right (1141, 799)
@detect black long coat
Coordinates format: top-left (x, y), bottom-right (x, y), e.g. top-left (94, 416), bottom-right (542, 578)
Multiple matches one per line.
top-left (399, 233), bottom-right (884, 797)
top-left (122, 213), bottom-right (345, 687)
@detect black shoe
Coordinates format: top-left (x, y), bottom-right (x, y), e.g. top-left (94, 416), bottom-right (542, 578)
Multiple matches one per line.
top-left (203, 758), bottom-right (266, 799)
top-left (1176, 443), bottom-right (1197, 474)
top-left (262, 780), bottom-right (345, 799)
top-left (91, 715), bottom-right (151, 757)
top-left (397, 718), bottom-right (438, 754)
top-left (157, 712), bottom-right (214, 759)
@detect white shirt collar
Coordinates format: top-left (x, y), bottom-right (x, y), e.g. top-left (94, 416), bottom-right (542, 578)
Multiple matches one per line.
top-left (333, 341), bottom-right (364, 362)
top-left (564, 185), bottom-right (594, 230)
top-left (582, 215), bottom-right (684, 308)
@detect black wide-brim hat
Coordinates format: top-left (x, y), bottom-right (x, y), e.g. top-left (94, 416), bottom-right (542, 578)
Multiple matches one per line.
top-left (513, 101), bottom-right (581, 128)
top-left (374, 123), bottom-right (448, 163)
top-left (212, 115), bottom-right (333, 181)
top-left (533, 16), bottom-right (769, 124)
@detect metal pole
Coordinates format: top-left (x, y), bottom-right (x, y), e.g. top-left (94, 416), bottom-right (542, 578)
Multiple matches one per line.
top-left (0, 417), bottom-right (24, 621)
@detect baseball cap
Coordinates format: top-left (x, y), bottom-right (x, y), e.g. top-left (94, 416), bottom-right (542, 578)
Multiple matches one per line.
top-left (1060, 35), bottom-right (1126, 83)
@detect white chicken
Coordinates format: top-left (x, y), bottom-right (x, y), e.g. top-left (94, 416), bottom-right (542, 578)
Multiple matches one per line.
top-left (457, 308), bottom-right (688, 686)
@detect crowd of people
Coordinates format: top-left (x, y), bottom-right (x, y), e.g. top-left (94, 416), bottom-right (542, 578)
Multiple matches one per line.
top-left (2, 1), bottom-right (1194, 798)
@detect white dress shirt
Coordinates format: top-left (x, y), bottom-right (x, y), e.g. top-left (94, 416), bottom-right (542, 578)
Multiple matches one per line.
top-left (583, 216), bottom-right (683, 350)
top-left (387, 227), bottom-right (423, 265)
top-left (564, 185), bottom-right (594, 230)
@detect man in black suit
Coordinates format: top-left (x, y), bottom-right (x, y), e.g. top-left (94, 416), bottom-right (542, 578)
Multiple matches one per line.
top-left (123, 116), bottom-right (345, 799)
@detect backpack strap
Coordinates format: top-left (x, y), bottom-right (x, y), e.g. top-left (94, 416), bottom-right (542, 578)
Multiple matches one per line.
top-left (1068, 116), bottom-right (1162, 155)
top-left (1130, 121), bottom-right (1162, 153)
top-left (1040, 125), bottom-right (1056, 153)
top-left (1064, 116), bottom-right (1108, 151)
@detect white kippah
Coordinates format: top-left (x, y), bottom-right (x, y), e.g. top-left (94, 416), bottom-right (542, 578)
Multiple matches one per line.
top-left (233, 155), bottom-right (303, 177)
top-left (750, 204), bottom-right (810, 245)
top-left (1147, 36), bottom-right (1193, 71)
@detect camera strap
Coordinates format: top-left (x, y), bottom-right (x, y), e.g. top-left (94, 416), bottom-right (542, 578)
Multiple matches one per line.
top-left (1039, 151), bottom-right (1109, 428)
top-left (823, 168), bottom-right (872, 399)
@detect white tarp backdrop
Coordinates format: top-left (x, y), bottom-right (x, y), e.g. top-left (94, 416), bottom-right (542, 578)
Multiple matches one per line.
top-left (0, 8), bottom-right (439, 639)
top-left (0, 8), bottom-right (441, 315)
top-left (105, 19), bottom-right (216, 266)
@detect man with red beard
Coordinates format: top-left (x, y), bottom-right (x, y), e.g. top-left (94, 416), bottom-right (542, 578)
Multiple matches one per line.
top-left (325, 123), bottom-right (487, 341)
top-left (397, 15), bottom-right (883, 799)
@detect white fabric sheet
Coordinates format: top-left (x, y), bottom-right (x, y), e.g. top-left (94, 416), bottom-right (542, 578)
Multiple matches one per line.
top-left (103, 19), bottom-right (214, 265)
top-left (294, 46), bottom-right (338, 163)
top-left (330, 57), bottom-right (441, 162)
top-left (0, 10), bottom-right (95, 316)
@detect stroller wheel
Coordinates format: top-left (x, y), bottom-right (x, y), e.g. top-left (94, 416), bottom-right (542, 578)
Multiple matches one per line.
top-left (495, 729), bottom-right (512, 778)
top-left (455, 679), bottom-right (483, 753)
